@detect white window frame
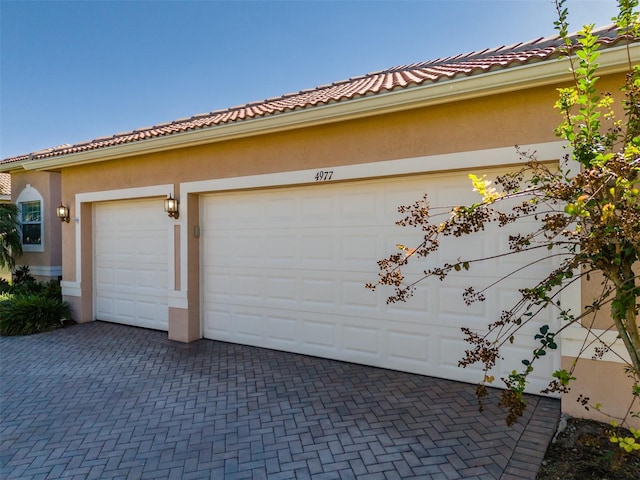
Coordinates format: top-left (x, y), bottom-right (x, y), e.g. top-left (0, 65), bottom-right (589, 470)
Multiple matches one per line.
top-left (16, 185), bottom-right (44, 253)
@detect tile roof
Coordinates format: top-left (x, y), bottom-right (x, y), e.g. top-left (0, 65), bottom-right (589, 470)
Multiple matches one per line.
top-left (2, 25), bottom-right (631, 165)
top-left (0, 173), bottom-right (10, 196)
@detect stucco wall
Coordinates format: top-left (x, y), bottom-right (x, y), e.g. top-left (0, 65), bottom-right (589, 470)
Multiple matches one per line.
top-left (561, 356), bottom-right (640, 429)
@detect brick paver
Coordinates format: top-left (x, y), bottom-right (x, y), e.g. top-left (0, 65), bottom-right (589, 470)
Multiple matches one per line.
top-left (0, 322), bottom-right (560, 479)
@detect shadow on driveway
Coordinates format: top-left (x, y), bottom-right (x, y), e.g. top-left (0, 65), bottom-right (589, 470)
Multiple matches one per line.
top-left (0, 322), bottom-right (559, 479)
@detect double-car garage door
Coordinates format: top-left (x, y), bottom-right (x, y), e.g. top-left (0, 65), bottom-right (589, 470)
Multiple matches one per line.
top-left (201, 171), bottom-right (558, 393)
top-left (91, 170), bottom-right (558, 393)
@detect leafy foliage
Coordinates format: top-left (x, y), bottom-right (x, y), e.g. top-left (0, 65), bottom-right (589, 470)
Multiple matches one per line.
top-left (0, 266), bottom-right (72, 336)
top-left (0, 203), bottom-right (22, 269)
top-left (11, 265), bottom-right (44, 296)
top-left (0, 294), bottom-right (73, 336)
top-left (0, 278), bottom-right (11, 294)
top-left (610, 422), bottom-right (640, 452)
top-left (368, 0), bottom-right (640, 426)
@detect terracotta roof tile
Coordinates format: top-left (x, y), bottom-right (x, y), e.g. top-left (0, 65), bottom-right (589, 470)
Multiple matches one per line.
top-left (0, 173), bottom-right (10, 196)
top-left (2, 24), bottom-right (633, 165)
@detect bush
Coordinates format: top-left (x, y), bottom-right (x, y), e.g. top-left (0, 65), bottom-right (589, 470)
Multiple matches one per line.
top-left (42, 279), bottom-right (62, 300)
top-left (11, 265), bottom-right (43, 297)
top-left (0, 294), bottom-right (73, 336)
top-left (0, 278), bottom-right (11, 294)
top-left (0, 266), bottom-right (73, 336)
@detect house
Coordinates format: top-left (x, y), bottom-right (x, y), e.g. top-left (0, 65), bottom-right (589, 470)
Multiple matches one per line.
top-left (2, 26), bottom-right (638, 426)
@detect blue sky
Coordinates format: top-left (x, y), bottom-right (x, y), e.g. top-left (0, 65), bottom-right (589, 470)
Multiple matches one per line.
top-left (0, 0), bottom-right (621, 159)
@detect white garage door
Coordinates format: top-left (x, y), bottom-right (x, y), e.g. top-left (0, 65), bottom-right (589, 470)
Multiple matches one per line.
top-left (202, 170), bottom-right (560, 393)
top-left (94, 198), bottom-right (169, 331)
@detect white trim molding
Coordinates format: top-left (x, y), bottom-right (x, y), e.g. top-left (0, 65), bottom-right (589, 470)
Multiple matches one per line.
top-left (61, 280), bottom-right (81, 298)
top-left (18, 265), bottom-right (62, 278)
top-left (183, 141), bottom-right (567, 194)
top-left (168, 290), bottom-right (188, 309)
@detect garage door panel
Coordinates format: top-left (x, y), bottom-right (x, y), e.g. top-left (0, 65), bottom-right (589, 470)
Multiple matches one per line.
top-left (236, 312), bottom-right (263, 340)
top-left (96, 297), bottom-right (115, 317)
top-left (301, 195), bottom-right (337, 226)
top-left (343, 324), bottom-right (379, 357)
top-left (203, 171), bottom-right (561, 394)
top-left (265, 315), bottom-right (299, 344)
top-left (340, 234), bottom-right (378, 266)
top-left (302, 235), bottom-right (335, 262)
top-left (302, 320), bottom-right (336, 349)
top-left (378, 280), bottom-right (435, 317)
top-left (302, 278), bottom-right (335, 306)
top-left (204, 306), bottom-right (232, 339)
top-left (265, 276), bottom-right (299, 305)
top-left (265, 236), bottom-right (297, 263)
top-left (115, 299), bottom-right (135, 320)
top-left (440, 285), bottom-right (487, 317)
top-left (387, 330), bottom-right (432, 366)
top-left (116, 269), bottom-right (136, 286)
top-left (214, 234), bottom-right (260, 263)
top-left (94, 199), bottom-right (169, 331)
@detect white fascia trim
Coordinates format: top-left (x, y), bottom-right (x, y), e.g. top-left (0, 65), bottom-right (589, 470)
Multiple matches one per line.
top-left (19, 265), bottom-right (62, 277)
top-left (17, 44), bottom-right (637, 173)
top-left (61, 280), bottom-right (81, 297)
top-left (74, 184), bottom-right (175, 287)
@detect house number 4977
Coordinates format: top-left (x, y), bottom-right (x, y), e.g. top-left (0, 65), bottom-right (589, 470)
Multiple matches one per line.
top-left (314, 170), bottom-right (334, 181)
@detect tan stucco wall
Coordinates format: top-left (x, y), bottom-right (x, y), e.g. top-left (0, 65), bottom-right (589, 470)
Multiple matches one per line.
top-left (561, 356), bottom-right (640, 429)
top-left (11, 170), bottom-right (62, 280)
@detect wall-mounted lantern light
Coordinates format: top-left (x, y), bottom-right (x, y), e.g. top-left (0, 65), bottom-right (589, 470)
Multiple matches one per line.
top-left (164, 194), bottom-right (179, 219)
top-left (56, 204), bottom-right (70, 223)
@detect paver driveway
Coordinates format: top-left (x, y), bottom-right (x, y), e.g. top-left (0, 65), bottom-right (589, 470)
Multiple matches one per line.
top-left (0, 322), bottom-right (560, 479)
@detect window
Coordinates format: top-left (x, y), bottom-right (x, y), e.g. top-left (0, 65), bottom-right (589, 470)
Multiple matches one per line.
top-left (16, 185), bottom-right (44, 252)
top-left (21, 201), bottom-right (42, 245)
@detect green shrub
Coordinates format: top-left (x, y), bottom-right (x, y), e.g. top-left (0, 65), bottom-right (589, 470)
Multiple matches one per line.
top-left (0, 295), bottom-right (73, 336)
top-left (42, 279), bottom-right (62, 300)
top-left (11, 265), bottom-right (43, 297)
top-left (12, 265), bottom-right (35, 285)
top-left (0, 278), bottom-right (10, 294)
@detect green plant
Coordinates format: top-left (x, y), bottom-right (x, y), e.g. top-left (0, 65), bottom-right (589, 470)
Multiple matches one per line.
top-left (42, 279), bottom-right (62, 300)
top-left (13, 265), bottom-right (35, 285)
top-left (0, 203), bottom-right (22, 270)
top-left (610, 422), bottom-right (640, 452)
top-left (0, 294), bottom-right (73, 336)
top-left (11, 265), bottom-right (44, 296)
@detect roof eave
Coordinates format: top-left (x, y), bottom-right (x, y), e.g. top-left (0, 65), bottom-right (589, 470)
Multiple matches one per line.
top-left (8, 43), bottom-right (639, 173)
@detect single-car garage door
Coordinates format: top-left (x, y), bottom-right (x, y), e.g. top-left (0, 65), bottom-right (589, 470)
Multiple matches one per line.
top-left (202, 170), bottom-right (560, 393)
top-left (94, 198), bottom-right (169, 331)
